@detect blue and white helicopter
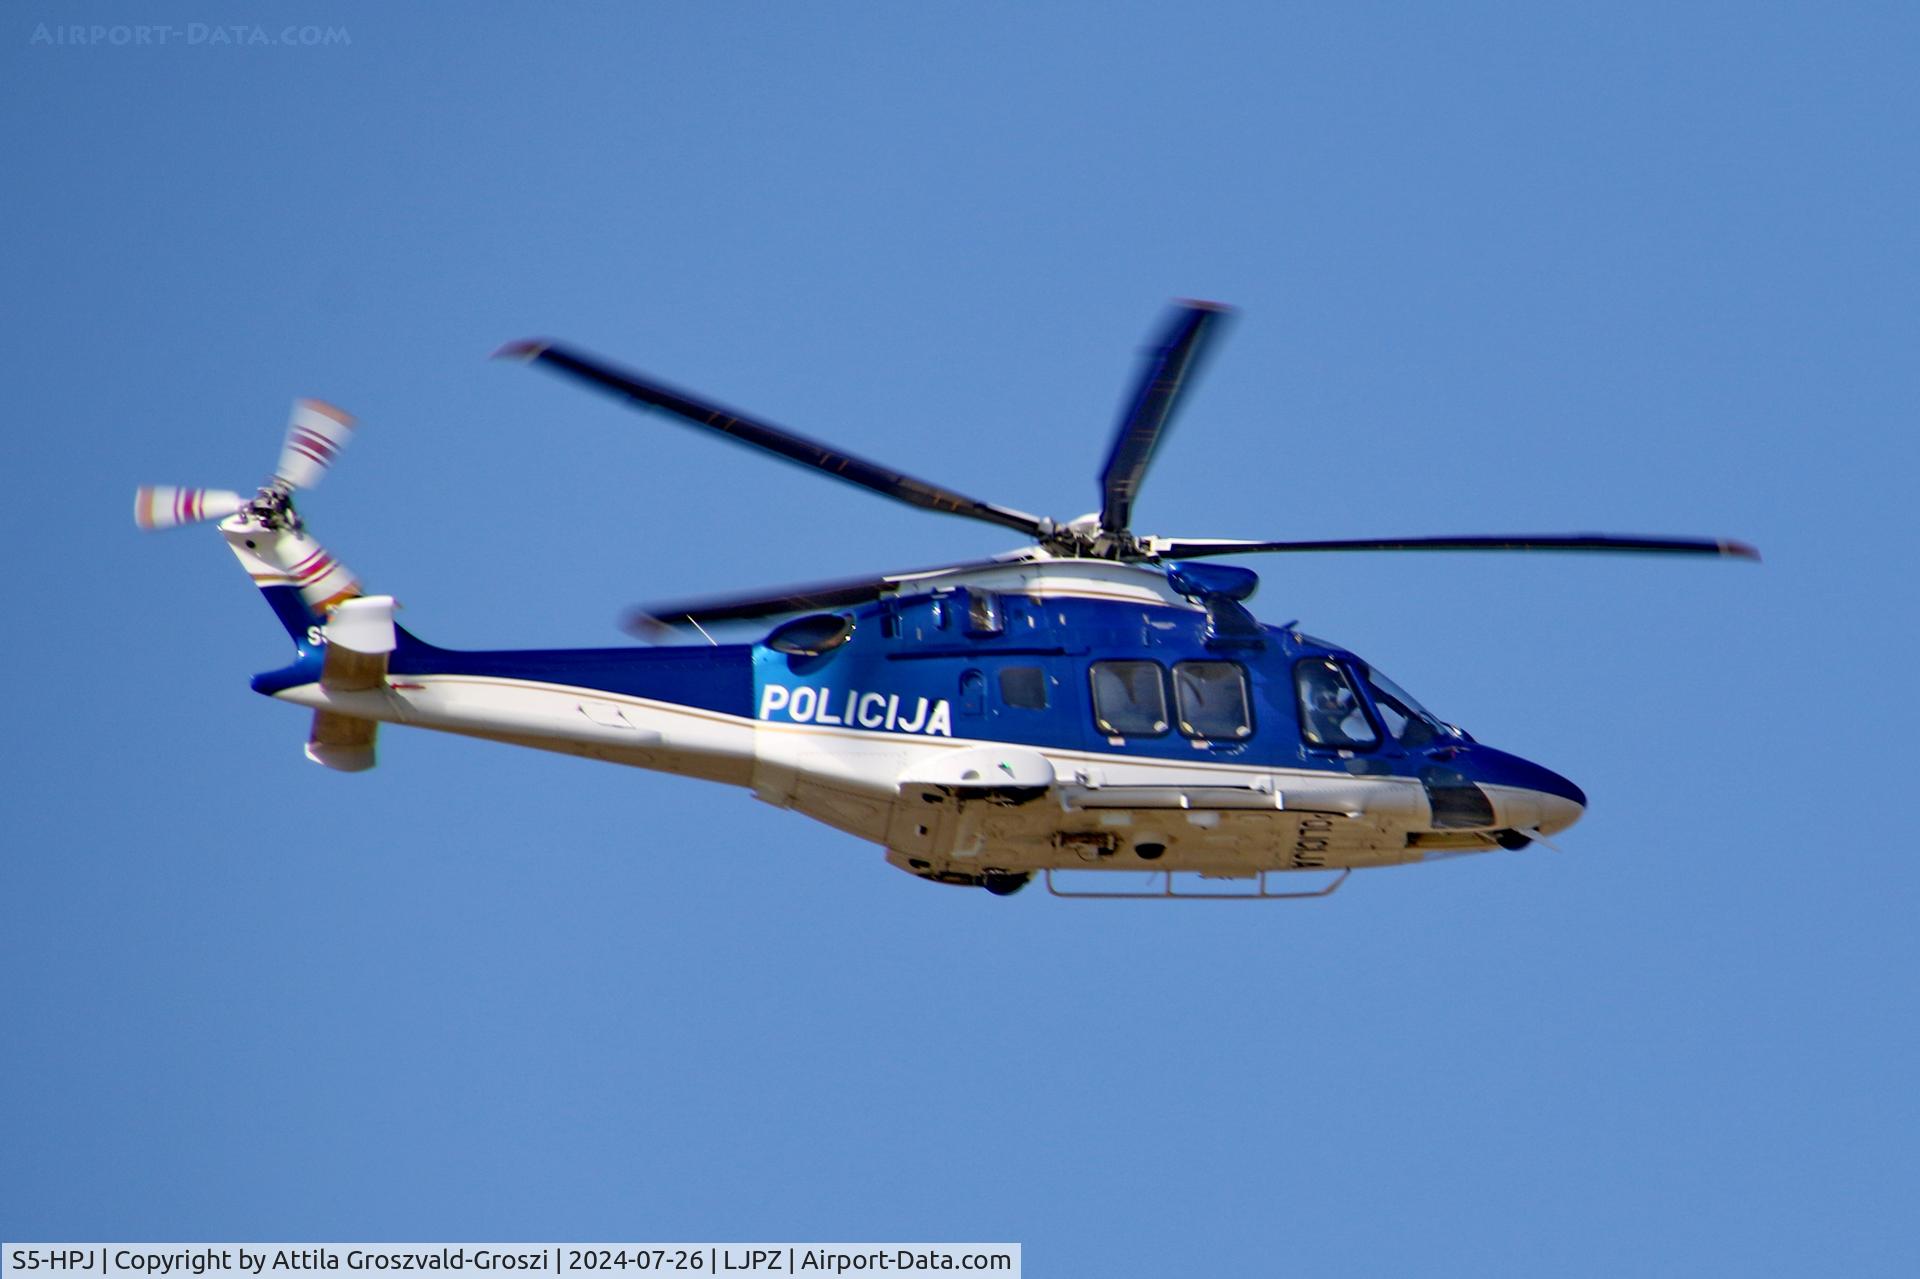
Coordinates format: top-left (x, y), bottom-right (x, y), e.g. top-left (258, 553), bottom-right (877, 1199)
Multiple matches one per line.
top-left (137, 303), bottom-right (1756, 898)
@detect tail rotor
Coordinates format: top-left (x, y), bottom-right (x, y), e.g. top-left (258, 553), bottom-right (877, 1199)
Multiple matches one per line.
top-left (134, 398), bottom-right (358, 533)
top-left (136, 396), bottom-right (365, 620)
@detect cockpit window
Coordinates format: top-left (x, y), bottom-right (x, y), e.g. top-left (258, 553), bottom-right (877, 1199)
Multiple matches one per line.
top-left (1090, 660), bottom-right (1168, 736)
top-left (1358, 665), bottom-right (1443, 748)
top-left (1172, 661), bottom-right (1252, 739)
top-left (1295, 658), bottom-right (1378, 749)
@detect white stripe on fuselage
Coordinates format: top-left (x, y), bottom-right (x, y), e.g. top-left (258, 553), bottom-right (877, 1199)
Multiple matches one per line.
top-left (270, 671), bottom-right (1449, 816)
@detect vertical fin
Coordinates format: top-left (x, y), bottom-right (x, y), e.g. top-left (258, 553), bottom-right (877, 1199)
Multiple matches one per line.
top-left (222, 517), bottom-right (361, 643)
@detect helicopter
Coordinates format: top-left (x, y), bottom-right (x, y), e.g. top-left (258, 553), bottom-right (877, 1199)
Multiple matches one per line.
top-left (136, 302), bottom-right (1756, 898)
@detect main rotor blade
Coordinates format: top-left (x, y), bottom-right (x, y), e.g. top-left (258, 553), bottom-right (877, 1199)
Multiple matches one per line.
top-left (1153, 534), bottom-right (1762, 560)
top-left (498, 339), bottom-right (1049, 539)
top-left (1099, 301), bottom-right (1232, 537)
top-left (624, 556), bottom-right (1026, 634)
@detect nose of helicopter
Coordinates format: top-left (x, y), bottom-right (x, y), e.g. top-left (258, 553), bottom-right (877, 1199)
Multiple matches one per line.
top-left (1463, 745), bottom-right (1587, 836)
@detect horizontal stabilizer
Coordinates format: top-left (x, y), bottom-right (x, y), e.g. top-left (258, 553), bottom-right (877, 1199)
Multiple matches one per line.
top-left (323, 594), bottom-right (399, 655)
top-left (306, 710), bottom-right (376, 772)
top-left (319, 595), bottom-right (397, 694)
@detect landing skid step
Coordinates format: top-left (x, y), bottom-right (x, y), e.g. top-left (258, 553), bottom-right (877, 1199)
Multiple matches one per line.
top-left (1043, 867), bottom-right (1350, 901)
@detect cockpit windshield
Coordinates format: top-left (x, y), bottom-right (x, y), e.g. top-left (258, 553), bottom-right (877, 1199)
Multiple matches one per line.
top-left (1358, 665), bottom-right (1445, 748)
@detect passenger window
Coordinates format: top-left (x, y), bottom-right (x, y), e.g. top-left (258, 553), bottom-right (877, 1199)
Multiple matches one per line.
top-left (999, 666), bottom-right (1048, 710)
top-left (1172, 661), bottom-right (1251, 738)
top-left (1090, 661), bottom-right (1168, 736)
top-left (1294, 658), bottom-right (1378, 749)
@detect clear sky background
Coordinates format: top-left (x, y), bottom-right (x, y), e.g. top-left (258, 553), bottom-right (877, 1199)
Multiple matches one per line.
top-left (3, 3), bottom-right (1915, 1273)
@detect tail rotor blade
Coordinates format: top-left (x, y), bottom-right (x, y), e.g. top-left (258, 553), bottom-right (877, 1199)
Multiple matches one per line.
top-left (273, 398), bottom-right (356, 490)
top-left (133, 486), bottom-right (247, 530)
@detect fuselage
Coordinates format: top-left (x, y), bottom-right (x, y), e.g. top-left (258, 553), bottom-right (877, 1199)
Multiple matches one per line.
top-left (254, 556), bottom-right (1585, 889)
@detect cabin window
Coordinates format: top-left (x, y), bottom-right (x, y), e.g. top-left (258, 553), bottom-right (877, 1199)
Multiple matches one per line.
top-left (1295, 658), bottom-right (1378, 749)
top-left (1172, 661), bottom-right (1252, 739)
top-left (1090, 660), bottom-right (1168, 736)
top-left (999, 665), bottom-right (1048, 710)
top-left (765, 613), bottom-right (854, 656)
top-left (961, 588), bottom-right (1004, 637)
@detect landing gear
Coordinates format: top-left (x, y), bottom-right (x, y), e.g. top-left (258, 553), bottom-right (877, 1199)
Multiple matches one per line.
top-left (982, 871), bottom-right (1031, 897)
top-left (1495, 829), bottom-right (1533, 850)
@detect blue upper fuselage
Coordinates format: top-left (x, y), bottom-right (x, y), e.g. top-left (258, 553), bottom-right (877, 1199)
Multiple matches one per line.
top-left (747, 585), bottom-right (1585, 809)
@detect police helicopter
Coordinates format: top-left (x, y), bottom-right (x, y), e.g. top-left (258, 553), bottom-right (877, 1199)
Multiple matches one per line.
top-left (136, 302), bottom-right (1756, 898)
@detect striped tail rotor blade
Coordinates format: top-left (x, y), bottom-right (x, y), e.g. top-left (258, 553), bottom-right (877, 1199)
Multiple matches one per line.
top-left (273, 398), bottom-right (356, 490)
top-left (133, 486), bottom-right (247, 530)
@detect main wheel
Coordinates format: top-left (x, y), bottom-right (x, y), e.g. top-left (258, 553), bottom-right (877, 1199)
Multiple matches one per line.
top-left (982, 872), bottom-right (1031, 897)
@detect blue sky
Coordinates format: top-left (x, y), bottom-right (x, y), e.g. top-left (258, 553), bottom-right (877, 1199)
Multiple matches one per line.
top-left (3, 2), bottom-right (1915, 1273)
